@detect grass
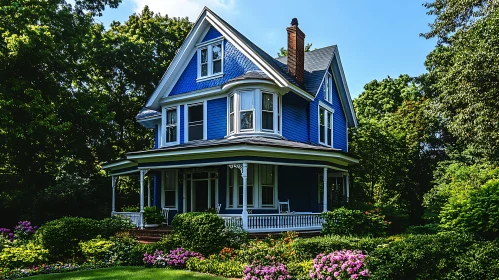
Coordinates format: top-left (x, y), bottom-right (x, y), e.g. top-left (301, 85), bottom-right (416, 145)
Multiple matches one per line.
top-left (27, 266), bottom-right (228, 279)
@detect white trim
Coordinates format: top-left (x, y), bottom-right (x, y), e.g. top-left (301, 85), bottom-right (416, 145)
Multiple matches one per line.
top-left (160, 87), bottom-right (223, 106)
top-left (196, 36), bottom-right (224, 48)
top-left (183, 104), bottom-right (188, 143)
top-left (333, 47), bottom-right (358, 127)
top-left (162, 170), bottom-right (178, 210)
top-left (221, 79), bottom-right (280, 92)
top-left (102, 160), bottom-right (134, 169)
top-left (128, 145), bottom-right (358, 164)
top-left (185, 102), bottom-right (206, 142)
top-left (203, 100), bottom-right (208, 140)
top-left (196, 73), bottom-right (223, 82)
top-left (112, 170), bottom-right (139, 176)
top-left (318, 105), bottom-right (334, 148)
top-left (161, 105), bottom-right (180, 147)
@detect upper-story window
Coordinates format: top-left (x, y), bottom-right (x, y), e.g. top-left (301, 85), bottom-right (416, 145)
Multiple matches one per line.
top-left (319, 106), bottom-right (333, 147)
top-left (324, 73), bottom-right (333, 102)
top-left (187, 103), bottom-right (205, 141)
top-left (197, 38), bottom-right (224, 81)
top-left (228, 89), bottom-right (281, 136)
top-left (161, 106), bottom-right (180, 146)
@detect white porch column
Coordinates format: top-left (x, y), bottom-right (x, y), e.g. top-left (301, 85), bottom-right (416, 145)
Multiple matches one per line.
top-left (346, 174), bottom-right (350, 202)
top-left (147, 177), bottom-right (152, 207)
top-left (139, 169), bottom-right (149, 228)
top-left (242, 162), bottom-right (248, 230)
top-left (111, 176), bottom-right (117, 214)
top-left (323, 168), bottom-right (328, 212)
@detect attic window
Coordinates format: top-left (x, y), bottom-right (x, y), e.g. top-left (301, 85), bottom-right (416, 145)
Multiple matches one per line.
top-left (324, 73), bottom-right (333, 102)
top-left (197, 38), bottom-right (224, 81)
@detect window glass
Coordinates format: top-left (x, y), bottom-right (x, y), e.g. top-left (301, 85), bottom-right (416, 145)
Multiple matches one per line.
top-left (212, 44), bottom-right (222, 74)
top-left (240, 91), bottom-right (254, 130)
top-left (165, 108), bottom-right (176, 143)
top-left (319, 107), bottom-right (325, 143)
top-left (262, 92), bottom-right (273, 130)
top-left (327, 112), bottom-right (332, 146)
top-left (229, 95), bottom-right (234, 133)
top-left (228, 168), bottom-right (234, 207)
top-left (188, 104), bottom-right (203, 141)
top-left (200, 48), bottom-right (208, 77)
top-left (261, 165), bottom-right (274, 206)
top-left (164, 171), bottom-right (176, 208)
top-left (324, 75), bottom-right (329, 101)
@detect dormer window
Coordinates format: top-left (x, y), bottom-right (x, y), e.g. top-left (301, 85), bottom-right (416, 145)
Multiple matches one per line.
top-left (324, 72), bottom-right (333, 102)
top-left (197, 38), bottom-right (224, 81)
top-left (228, 89), bottom-right (281, 136)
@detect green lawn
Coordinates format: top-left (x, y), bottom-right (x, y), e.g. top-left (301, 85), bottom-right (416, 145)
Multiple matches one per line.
top-left (26, 266), bottom-right (228, 280)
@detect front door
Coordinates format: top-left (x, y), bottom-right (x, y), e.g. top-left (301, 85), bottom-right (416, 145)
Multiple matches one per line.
top-left (194, 180), bottom-right (209, 212)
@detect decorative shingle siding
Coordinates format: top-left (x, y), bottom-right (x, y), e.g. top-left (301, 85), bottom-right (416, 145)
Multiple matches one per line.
top-left (180, 105), bottom-right (185, 144)
top-left (282, 92), bottom-right (309, 143)
top-left (169, 38), bottom-right (261, 96)
top-left (207, 97), bottom-right (227, 140)
top-left (202, 26), bottom-right (222, 42)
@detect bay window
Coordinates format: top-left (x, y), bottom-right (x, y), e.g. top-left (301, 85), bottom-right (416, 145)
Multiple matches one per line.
top-left (227, 89), bottom-right (281, 135)
top-left (197, 39), bottom-right (224, 80)
top-left (226, 164), bottom-right (277, 209)
top-left (319, 105), bottom-right (333, 147)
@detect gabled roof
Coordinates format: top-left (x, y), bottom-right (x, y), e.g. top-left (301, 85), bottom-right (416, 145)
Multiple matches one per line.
top-left (275, 45), bottom-right (336, 94)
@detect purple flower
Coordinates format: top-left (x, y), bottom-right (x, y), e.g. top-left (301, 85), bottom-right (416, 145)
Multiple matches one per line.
top-left (309, 250), bottom-right (370, 279)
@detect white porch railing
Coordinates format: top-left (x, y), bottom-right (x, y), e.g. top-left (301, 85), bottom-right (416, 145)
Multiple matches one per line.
top-left (112, 211), bottom-right (142, 228)
top-left (219, 213), bottom-right (323, 233)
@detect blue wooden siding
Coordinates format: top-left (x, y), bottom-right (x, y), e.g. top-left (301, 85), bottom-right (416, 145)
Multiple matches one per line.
top-left (309, 68), bottom-right (348, 151)
top-left (169, 35), bottom-right (261, 96)
top-left (207, 97), bottom-right (227, 140)
top-left (202, 26), bottom-right (221, 42)
top-left (282, 92), bottom-right (309, 142)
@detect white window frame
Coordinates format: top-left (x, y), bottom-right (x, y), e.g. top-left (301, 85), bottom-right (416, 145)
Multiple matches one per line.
top-left (318, 104), bottom-right (334, 147)
top-left (161, 170), bottom-right (178, 210)
top-left (226, 164), bottom-right (278, 210)
top-left (324, 72), bottom-right (333, 102)
top-left (196, 37), bottom-right (224, 82)
top-left (184, 101), bottom-right (207, 142)
top-left (227, 89), bottom-right (281, 137)
top-left (161, 105), bottom-right (180, 147)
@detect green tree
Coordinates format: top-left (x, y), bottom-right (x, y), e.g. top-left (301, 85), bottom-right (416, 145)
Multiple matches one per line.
top-left (277, 42), bottom-right (312, 57)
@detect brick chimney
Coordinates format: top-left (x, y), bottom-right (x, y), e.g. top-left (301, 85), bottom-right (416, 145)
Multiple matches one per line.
top-left (286, 18), bottom-right (305, 84)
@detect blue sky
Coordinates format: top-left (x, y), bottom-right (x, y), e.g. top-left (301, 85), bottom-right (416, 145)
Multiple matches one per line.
top-left (98, 0), bottom-right (437, 99)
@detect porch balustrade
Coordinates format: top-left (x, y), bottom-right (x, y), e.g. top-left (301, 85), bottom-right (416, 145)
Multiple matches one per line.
top-left (219, 213), bottom-right (323, 232)
top-left (112, 212), bottom-right (142, 228)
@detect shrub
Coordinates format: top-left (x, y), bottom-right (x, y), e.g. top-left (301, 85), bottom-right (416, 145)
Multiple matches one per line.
top-left (122, 205), bottom-right (139, 212)
top-left (443, 179), bottom-right (499, 239)
top-left (0, 242), bottom-right (49, 269)
top-left (165, 247), bottom-right (203, 268)
top-left (243, 261), bottom-right (291, 280)
top-left (310, 250), bottom-right (370, 280)
top-left (143, 206), bottom-right (164, 225)
top-left (451, 240), bottom-right (499, 279)
top-left (152, 234), bottom-right (180, 253)
top-left (79, 236), bottom-right (116, 264)
top-left (322, 207), bottom-right (388, 236)
top-left (109, 232), bottom-right (143, 266)
top-left (405, 224), bottom-right (440, 234)
top-left (287, 260), bottom-right (313, 280)
top-left (237, 232), bottom-right (297, 265)
top-left (35, 217), bottom-right (101, 259)
top-left (292, 235), bottom-right (389, 261)
top-left (221, 224), bottom-right (248, 249)
top-left (368, 232), bottom-right (475, 280)
top-left (171, 212), bottom-right (226, 255)
top-left (143, 249), bottom-right (168, 267)
top-left (186, 257), bottom-right (245, 278)
top-left (99, 216), bottom-right (134, 237)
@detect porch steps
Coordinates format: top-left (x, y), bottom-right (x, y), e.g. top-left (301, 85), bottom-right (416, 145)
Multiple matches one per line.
top-left (131, 228), bottom-right (321, 244)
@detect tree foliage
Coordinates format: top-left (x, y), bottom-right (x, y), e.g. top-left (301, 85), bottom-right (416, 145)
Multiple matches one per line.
top-left (0, 1), bottom-right (191, 226)
top-left (277, 42), bottom-right (312, 57)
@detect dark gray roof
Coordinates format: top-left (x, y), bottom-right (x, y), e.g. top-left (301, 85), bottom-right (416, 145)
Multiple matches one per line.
top-left (136, 107), bottom-right (161, 120)
top-left (206, 8), bottom-right (311, 95)
top-left (275, 45), bottom-right (336, 95)
top-left (128, 136), bottom-right (347, 156)
top-left (227, 70), bottom-right (271, 83)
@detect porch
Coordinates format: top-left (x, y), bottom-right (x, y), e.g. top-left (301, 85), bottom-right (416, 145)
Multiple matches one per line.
top-left (102, 137), bottom-right (357, 233)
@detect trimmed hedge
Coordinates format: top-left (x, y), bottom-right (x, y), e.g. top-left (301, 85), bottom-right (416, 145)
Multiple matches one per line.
top-left (292, 235), bottom-right (390, 261)
top-left (171, 212), bottom-right (226, 256)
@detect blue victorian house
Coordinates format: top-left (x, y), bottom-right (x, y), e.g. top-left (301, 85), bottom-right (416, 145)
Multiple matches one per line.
top-left (102, 7), bottom-right (358, 233)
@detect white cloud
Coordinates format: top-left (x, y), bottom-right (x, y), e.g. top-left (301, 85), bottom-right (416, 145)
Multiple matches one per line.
top-left (130, 0), bottom-right (235, 20)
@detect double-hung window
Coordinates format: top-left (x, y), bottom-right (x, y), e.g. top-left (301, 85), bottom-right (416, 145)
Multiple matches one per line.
top-left (197, 39), bottom-right (223, 80)
top-left (319, 106), bottom-right (333, 147)
top-left (165, 108), bottom-right (177, 143)
top-left (188, 103), bottom-right (204, 141)
top-left (227, 164), bottom-right (277, 209)
top-left (260, 165), bottom-right (275, 207)
top-left (238, 164), bottom-right (254, 207)
top-left (228, 89), bottom-right (281, 135)
top-left (163, 170), bottom-right (177, 209)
